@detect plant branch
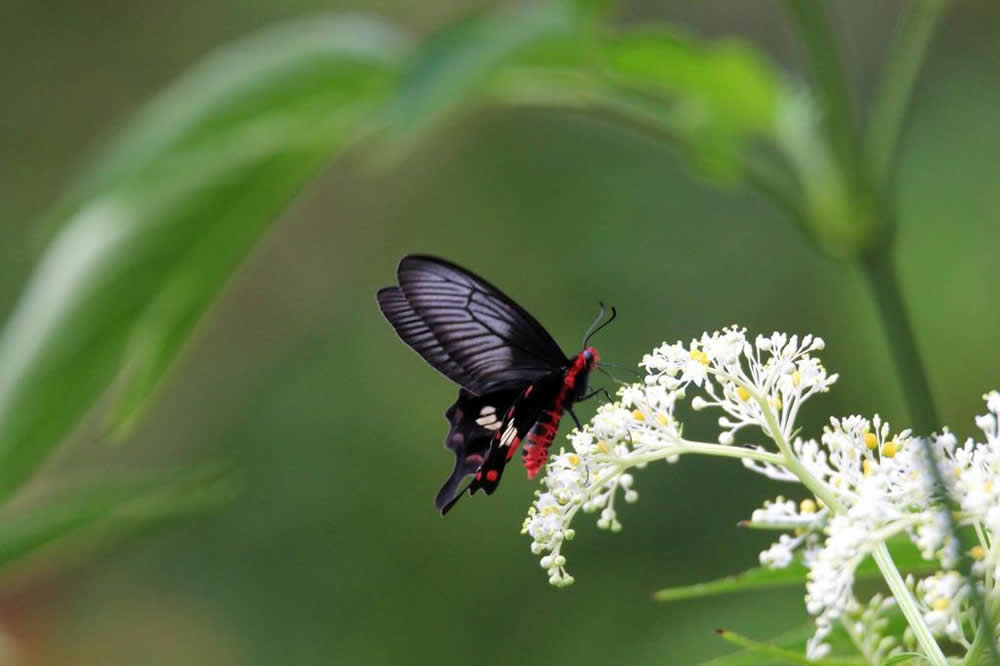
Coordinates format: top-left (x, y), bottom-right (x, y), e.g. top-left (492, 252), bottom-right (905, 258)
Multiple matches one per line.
top-left (860, 250), bottom-right (939, 433)
top-left (866, 0), bottom-right (950, 188)
top-left (782, 1), bottom-right (864, 193)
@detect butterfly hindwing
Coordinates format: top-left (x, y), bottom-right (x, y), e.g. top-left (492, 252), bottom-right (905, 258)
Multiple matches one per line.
top-left (460, 373), bottom-right (565, 499)
top-left (435, 388), bottom-right (519, 512)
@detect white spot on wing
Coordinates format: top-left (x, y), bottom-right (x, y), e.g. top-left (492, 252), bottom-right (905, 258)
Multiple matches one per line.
top-left (479, 406), bottom-right (496, 416)
top-left (500, 421), bottom-right (518, 447)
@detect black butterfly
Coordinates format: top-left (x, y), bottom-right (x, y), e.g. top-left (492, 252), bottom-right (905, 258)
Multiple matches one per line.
top-left (377, 255), bottom-right (608, 514)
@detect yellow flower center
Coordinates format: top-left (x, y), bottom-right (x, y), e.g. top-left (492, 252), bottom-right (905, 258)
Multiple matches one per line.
top-left (567, 454), bottom-right (580, 467)
top-left (800, 499), bottom-right (817, 514)
top-left (862, 459), bottom-right (873, 477)
top-left (970, 545), bottom-right (986, 560)
top-left (736, 386), bottom-right (751, 402)
top-left (656, 413), bottom-right (670, 426)
top-left (932, 597), bottom-right (949, 612)
top-left (596, 440), bottom-right (610, 454)
top-left (632, 409), bottom-right (645, 421)
top-left (792, 370), bottom-right (802, 387)
top-left (881, 440), bottom-right (899, 458)
top-left (863, 433), bottom-right (878, 450)
top-left (689, 349), bottom-right (709, 365)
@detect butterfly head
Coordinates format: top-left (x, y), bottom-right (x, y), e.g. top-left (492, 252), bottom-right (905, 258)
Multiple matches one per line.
top-left (566, 347), bottom-right (599, 402)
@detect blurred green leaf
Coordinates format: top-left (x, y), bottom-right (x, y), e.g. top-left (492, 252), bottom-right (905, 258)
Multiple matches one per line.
top-left (481, 24), bottom-right (783, 181)
top-left (654, 562), bottom-right (812, 602)
top-left (706, 629), bottom-right (866, 666)
top-left (0, 465), bottom-right (237, 586)
top-left (698, 626), bottom-right (807, 665)
top-left (655, 538), bottom-right (932, 602)
top-left (0, 15), bottom-right (407, 502)
top-left (381, 0), bottom-right (587, 146)
top-left (598, 29), bottom-right (780, 175)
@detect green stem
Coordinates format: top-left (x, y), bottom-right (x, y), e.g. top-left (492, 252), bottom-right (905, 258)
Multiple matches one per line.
top-left (965, 601), bottom-right (1000, 665)
top-left (860, 250), bottom-right (939, 433)
top-left (782, 1), bottom-right (865, 194)
top-left (871, 543), bottom-right (949, 666)
top-left (748, 385), bottom-right (846, 513)
top-left (966, 621), bottom-right (988, 665)
top-left (676, 440), bottom-right (784, 464)
top-left (866, 0), bottom-right (951, 187)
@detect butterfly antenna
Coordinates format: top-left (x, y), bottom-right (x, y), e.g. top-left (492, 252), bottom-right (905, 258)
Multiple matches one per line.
top-left (582, 303), bottom-right (617, 348)
top-left (596, 360), bottom-right (641, 378)
top-left (596, 365), bottom-right (630, 386)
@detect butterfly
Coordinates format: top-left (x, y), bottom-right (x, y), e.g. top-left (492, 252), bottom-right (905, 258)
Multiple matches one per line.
top-left (377, 255), bottom-right (611, 514)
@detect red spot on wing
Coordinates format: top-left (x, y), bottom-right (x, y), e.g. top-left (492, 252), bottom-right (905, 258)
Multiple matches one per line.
top-left (504, 436), bottom-right (521, 461)
top-left (475, 471), bottom-right (482, 481)
top-left (486, 470), bottom-right (499, 482)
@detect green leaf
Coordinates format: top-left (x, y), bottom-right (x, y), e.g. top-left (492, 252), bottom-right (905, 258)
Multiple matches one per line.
top-left (654, 562), bottom-right (811, 602)
top-left (481, 25), bottom-right (784, 181)
top-left (698, 625), bottom-right (813, 665)
top-left (381, 0), bottom-right (587, 146)
top-left (706, 629), bottom-right (867, 666)
top-left (597, 28), bottom-right (781, 177)
top-left (879, 653), bottom-right (925, 665)
top-left (600, 29), bottom-right (779, 135)
top-left (0, 15), bottom-right (407, 502)
top-left (0, 465), bottom-right (237, 585)
top-left (654, 537), bottom-right (933, 602)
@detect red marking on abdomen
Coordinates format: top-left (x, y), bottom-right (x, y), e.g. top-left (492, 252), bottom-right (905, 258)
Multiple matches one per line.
top-left (522, 349), bottom-right (595, 478)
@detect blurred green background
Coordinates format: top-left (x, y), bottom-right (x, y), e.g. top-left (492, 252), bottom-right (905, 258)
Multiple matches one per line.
top-left (1, 1), bottom-right (998, 664)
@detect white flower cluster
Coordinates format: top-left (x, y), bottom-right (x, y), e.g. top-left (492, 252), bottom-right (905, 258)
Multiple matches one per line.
top-left (523, 327), bottom-right (834, 583)
top-left (521, 327), bottom-right (1000, 665)
top-left (521, 388), bottom-right (680, 586)
top-left (770, 400), bottom-right (1000, 659)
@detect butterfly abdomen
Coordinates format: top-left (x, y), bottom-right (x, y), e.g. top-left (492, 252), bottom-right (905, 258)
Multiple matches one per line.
top-left (523, 347), bottom-right (599, 478)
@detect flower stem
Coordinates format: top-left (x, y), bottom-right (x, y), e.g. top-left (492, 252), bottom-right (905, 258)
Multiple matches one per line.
top-left (676, 440), bottom-right (784, 464)
top-left (871, 543), bottom-right (949, 666)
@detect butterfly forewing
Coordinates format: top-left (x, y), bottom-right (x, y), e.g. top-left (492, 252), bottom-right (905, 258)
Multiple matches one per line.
top-left (390, 255), bottom-right (568, 394)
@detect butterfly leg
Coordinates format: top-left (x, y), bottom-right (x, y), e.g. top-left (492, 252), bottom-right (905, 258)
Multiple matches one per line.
top-left (579, 387), bottom-right (613, 404)
top-left (568, 408), bottom-right (582, 430)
